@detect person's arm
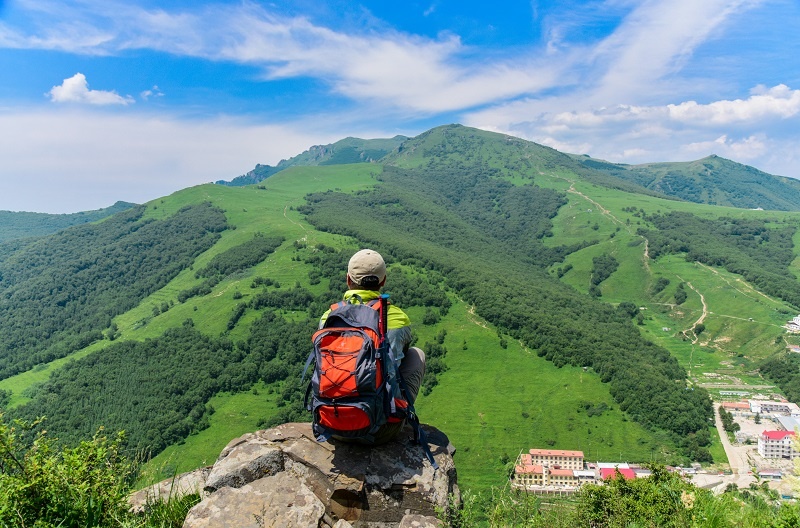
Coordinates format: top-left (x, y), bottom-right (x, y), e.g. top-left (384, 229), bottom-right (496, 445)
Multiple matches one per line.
top-left (387, 326), bottom-right (412, 364)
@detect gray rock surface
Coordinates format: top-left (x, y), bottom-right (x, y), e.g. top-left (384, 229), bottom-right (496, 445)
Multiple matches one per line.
top-left (129, 466), bottom-right (211, 514)
top-left (133, 422), bottom-right (458, 528)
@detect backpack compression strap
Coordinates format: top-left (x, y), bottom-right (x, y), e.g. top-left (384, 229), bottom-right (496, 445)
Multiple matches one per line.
top-left (396, 369), bottom-right (439, 470)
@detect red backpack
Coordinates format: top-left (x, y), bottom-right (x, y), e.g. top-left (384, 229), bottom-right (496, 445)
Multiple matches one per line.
top-left (303, 295), bottom-right (404, 442)
top-left (302, 294), bottom-right (438, 468)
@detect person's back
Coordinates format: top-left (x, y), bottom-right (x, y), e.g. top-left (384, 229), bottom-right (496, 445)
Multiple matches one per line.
top-left (316, 249), bottom-right (426, 444)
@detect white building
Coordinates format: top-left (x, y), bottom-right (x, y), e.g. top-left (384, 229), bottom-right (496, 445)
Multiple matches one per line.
top-left (785, 316), bottom-right (800, 333)
top-left (758, 430), bottom-right (799, 459)
top-left (750, 399), bottom-right (800, 417)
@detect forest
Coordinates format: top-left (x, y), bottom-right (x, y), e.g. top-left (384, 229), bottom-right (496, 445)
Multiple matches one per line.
top-left (0, 201), bottom-right (135, 242)
top-left (759, 353), bottom-right (800, 404)
top-left (300, 160), bottom-right (714, 449)
top-left (638, 211), bottom-right (800, 307)
top-left (0, 203), bottom-right (228, 381)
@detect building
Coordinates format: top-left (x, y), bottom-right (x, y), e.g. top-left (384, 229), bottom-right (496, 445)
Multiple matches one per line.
top-left (513, 462), bottom-right (581, 489)
top-left (750, 400), bottom-right (800, 417)
top-left (513, 449), bottom-right (586, 491)
top-left (758, 430), bottom-right (799, 459)
top-left (526, 448), bottom-right (584, 470)
top-left (514, 462), bottom-right (545, 487)
top-left (786, 316), bottom-right (800, 333)
top-left (786, 315), bottom-right (800, 333)
top-left (776, 415), bottom-right (800, 432)
top-left (722, 401), bottom-right (751, 413)
top-left (600, 467), bottom-right (636, 480)
top-left (720, 391), bottom-right (750, 397)
top-left (574, 469), bottom-right (598, 484)
top-left (758, 469), bottom-right (783, 480)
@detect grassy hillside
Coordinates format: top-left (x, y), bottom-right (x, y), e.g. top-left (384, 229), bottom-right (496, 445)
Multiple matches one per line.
top-left (219, 135), bottom-right (406, 186)
top-left (3, 125), bottom-right (800, 496)
top-left (571, 153), bottom-right (800, 210)
top-left (0, 201), bottom-right (135, 242)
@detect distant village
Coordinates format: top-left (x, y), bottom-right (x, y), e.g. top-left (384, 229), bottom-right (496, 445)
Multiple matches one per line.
top-left (512, 448), bottom-right (665, 495)
top-left (514, 397), bottom-right (800, 495)
top-left (513, 316), bottom-right (800, 495)
top-left (722, 398), bottom-right (800, 461)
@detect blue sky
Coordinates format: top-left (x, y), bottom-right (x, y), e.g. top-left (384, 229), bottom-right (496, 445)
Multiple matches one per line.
top-left (1, 0), bottom-right (799, 213)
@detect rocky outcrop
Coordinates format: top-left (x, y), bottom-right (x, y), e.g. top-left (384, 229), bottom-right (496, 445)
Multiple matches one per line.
top-left (132, 422), bottom-right (458, 528)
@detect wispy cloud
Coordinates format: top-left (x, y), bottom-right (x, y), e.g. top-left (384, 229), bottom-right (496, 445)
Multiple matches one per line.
top-left (139, 85), bottom-right (164, 102)
top-left (588, 0), bottom-right (765, 103)
top-left (48, 73), bottom-right (134, 105)
top-left (0, 108), bottom-right (331, 213)
top-left (4, 1), bottom-right (563, 113)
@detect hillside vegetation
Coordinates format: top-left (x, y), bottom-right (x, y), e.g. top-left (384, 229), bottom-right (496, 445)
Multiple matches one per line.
top-left (2, 125), bottom-right (800, 498)
top-left (0, 201), bottom-right (135, 242)
top-left (572, 153), bottom-right (800, 210)
top-left (218, 135), bottom-right (406, 186)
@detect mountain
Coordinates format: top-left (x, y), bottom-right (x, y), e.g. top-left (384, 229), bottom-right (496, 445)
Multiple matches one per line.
top-left (571, 153), bottom-right (800, 210)
top-left (217, 135), bottom-right (407, 186)
top-left (2, 124), bottom-right (800, 495)
top-left (0, 201), bottom-right (136, 242)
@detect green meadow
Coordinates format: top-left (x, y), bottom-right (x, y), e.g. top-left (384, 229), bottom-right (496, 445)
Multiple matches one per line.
top-left (414, 300), bottom-right (664, 491)
top-left (4, 140), bottom-right (800, 496)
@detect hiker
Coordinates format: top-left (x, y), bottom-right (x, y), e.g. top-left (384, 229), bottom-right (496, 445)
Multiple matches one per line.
top-left (318, 248), bottom-right (426, 444)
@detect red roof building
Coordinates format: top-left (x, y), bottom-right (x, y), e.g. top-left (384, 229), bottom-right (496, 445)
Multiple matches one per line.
top-left (600, 468), bottom-right (636, 480)
top-left (527, 448), bottom-right (584, 470)
top-left (758, 430), bottom-right (798, 459)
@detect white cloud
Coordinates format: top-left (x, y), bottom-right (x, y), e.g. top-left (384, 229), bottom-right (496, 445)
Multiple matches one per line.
top-left (140, 85), bottom-right (164, 101)
top-left (668, 85), bottom-right (800, 124)
top-left (684, 134), bottom-right (767, 160)
top-left (48, 73), bottom-right (134, 105)
top-left (0, 109), bottom-right (334, 213)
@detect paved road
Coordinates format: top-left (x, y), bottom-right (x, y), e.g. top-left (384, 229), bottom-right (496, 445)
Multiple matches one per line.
top-left (714, 405), bottom-right (748, 475)
top-left (697, 405), bottom-right (756, 492)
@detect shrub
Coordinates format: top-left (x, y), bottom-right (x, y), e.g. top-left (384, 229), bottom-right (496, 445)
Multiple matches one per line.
top-left (0, 414), bottom-right (133, 527)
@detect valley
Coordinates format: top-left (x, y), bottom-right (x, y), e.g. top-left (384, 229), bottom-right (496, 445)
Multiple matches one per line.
top-left (2, 125), bottom-right (800, 498)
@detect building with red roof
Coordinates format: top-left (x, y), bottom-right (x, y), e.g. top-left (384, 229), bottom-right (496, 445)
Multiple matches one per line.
top-left (758, 430), bottom-right (798, 459)
top-left (527, 448), bottom-right (584, 470)
top-left (600, 467), bottom-right (636, 480)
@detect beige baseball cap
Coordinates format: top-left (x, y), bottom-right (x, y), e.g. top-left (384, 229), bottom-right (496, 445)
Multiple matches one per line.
top-left (348, 249), bottom-right (386, 288)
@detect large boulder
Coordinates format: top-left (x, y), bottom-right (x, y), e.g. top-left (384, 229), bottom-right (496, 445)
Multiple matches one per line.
top-left (135, 422), bottom-right (459, 528)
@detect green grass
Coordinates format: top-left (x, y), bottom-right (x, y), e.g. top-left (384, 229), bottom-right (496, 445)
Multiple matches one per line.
top-left (137, 381), bottom-right (281, 485)
top-left (7, 155), bottom-right (800, 498)
top-left (414, 299), bottom-right (661, 492)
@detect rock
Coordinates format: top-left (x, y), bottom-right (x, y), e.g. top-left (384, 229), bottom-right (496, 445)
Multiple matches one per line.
top-left (173, 422), bottom-right (458, 528)
top-left (129, 466), bottom-right (211, 513)
top-left (398, 514), bottom-right (440, 528)
top-left (183, 471), bottom-right (325, 528)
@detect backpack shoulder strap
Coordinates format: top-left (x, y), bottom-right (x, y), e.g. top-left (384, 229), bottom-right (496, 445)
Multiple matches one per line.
top-left (396, 372), bottom-right (439, 470)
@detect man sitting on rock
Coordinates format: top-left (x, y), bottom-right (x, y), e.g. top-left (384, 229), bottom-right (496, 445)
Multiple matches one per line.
top-left (318, 248), bottom-right (426, 444)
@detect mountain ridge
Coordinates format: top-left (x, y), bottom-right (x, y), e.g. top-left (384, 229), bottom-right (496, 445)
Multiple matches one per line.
top-left (216, 135), bottom-right (407, 187)
top-left (2, 124), bottom-right (800, 493)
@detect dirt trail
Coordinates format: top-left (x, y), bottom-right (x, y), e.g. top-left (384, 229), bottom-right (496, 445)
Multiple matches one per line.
top-left (466, 304), bottom-right (489, 329)
top-left (562, 181), bottom-right (652, 272)
top-left (284, 204), bottom-right (309, 242)
top-left (566, 183), bottom-right (626, 229)
top-left (675, 278), bottom-right (708, 345)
